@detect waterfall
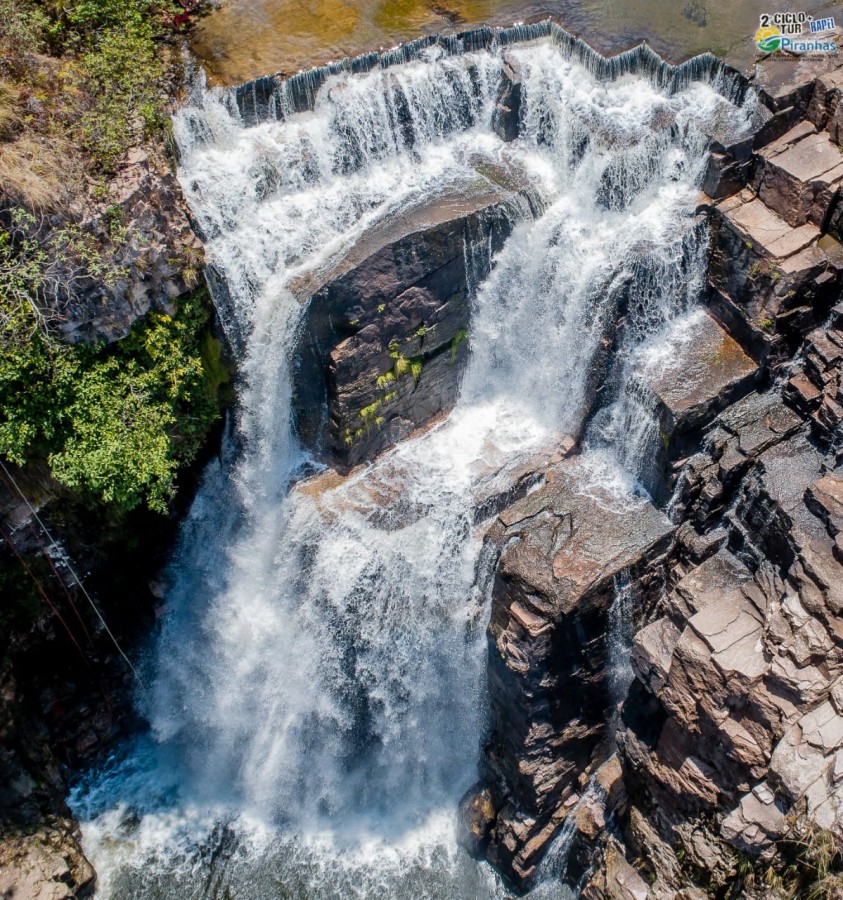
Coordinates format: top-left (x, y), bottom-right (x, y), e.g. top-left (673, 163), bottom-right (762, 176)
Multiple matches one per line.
top-left (608, 573), bottom-right (637, 712)
top-left (69, 35), bottom-right (755, 899)
top-left (228, 21), bottom-right (752, 126)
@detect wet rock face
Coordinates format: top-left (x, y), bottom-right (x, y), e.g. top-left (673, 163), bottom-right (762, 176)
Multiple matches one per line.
top-left (491, 54), bottom-right (523, 143)
top-left (631, 311), bottom-right (758, 500)
top-left (292, 177), bottom-right (524, 468)
top-left (472, 460), bottom-right (674, 883)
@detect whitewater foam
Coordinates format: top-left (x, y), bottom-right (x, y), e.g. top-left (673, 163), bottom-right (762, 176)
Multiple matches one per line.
top-left (70, 35), bottom-right (756, 898)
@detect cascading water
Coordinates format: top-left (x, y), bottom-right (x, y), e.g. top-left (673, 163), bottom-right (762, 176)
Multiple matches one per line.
top-left (69, 33), bottom-right (756, 899)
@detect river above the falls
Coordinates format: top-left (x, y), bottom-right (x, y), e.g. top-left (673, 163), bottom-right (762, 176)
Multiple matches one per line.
top-left (190, 0), bottom-right (836, 85)
top-left (69, 31), bottom-right (757, 900)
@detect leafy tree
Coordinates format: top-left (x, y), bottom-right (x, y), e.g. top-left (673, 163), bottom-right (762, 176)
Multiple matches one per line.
top-left (0, 210), bottom-right (224, 514)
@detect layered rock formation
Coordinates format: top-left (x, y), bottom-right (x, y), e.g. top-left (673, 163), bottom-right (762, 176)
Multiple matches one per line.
top-left (7, 26), bottom-right (843, 900)
top-left (55, 144), bottom-right (204, 345)
top-left (0, 94), bottom-right (212, 900)
top-left (465, 54), bottom-right (843, 898)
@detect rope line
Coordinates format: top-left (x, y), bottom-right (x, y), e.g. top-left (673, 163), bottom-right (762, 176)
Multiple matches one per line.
top-left (0, 525), bottom-right (90, 666)
top-left (0, 457), bottom-right (146, 687)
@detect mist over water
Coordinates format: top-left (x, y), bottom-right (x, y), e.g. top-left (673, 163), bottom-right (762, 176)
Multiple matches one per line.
top-left (69, 38), bottom-right (754, 898)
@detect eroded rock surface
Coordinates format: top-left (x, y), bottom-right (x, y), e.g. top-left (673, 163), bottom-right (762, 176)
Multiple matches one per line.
top-left (469, 460), bottom-right (674, 882)
top-left (60, 146), bottom-right (204, 344)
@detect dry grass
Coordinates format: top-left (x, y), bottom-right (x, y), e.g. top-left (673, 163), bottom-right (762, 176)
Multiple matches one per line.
top-left (0, 81), bottom-right (21, 140)
top-left (0, 56), bottom-right (87, 213)
top-left (0, 134), bottom-right (75, 212)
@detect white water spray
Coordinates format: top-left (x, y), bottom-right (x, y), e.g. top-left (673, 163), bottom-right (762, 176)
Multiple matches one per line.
top-left (70, 36), bottom-right (754, 898)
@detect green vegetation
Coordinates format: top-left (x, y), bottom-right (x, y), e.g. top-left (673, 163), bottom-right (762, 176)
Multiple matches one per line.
top-left (0, 3), bottom-right (225, 517)
top-left (1, 0), bottom-right (182, 195)
top-left (1, 210), bottom-right (225, 513)
top-left (0, 293), bottom-right (224, 515)
top-left (450, 327), bottom-right (467, 361)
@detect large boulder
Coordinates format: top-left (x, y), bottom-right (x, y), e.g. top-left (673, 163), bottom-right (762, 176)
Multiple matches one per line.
top-left (292, 165), bottom-right (533, 468)
top-left (754, 123), bottom-right (843, 228)
top-left (625, 310), bottom-right (758, 500)
top-left (707, 190), bottom-right (843, 363)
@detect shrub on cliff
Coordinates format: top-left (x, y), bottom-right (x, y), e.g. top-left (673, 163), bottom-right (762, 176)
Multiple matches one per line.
top-left (0, 0), bottom-right (182, 185)
top-left (0, 211), bottom-right (224, 513)
top-left (67, 0), bottom-right (177, 172)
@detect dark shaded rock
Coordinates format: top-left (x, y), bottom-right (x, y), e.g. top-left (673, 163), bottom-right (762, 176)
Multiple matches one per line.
top-left (808, 68), bottom-right (843, 133)
top-left (752, 105), bottom-right (806, 152)
top-left (60, 147), bottom-right (204, 345)
top-left (458, 784), bottom-right (501, 857)
top-left (702, 149), bottom-right (753, 200)
top-left (491, 53), bottom-right (522, 143)
top-left (292, 171), bottom-right (530, 467)
top-left (703, 127), bottom-right (755, 200)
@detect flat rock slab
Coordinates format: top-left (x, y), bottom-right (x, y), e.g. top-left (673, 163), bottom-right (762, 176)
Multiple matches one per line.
top-left (721, 783), bottom-right (787, 855)
top-left (756, 126), bottom-right (843, 227)
top-left (496, 458), bottom-right (673, 617)
top-left (718, 390), bottom-right (804, 459)
top-left (631, 617), bottom-right (681, 695)
top-left (671, 548), bottom-right (752, 618)
top-left (717, 191), bottom-right (819, 259)
top-left (290, 162), bottom-right (532, 302)
top-left (642, 310), bottom-right (758, 431)
top-left (754, 55), bottom-right (843, 113)
top-left (758, 430), bottom-right (825, 527)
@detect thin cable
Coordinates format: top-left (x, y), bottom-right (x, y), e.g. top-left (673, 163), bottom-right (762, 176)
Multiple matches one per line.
top-left (0, 458), bottom-right (146, 687)
top-left (0, 527), bottom-right (90, 666)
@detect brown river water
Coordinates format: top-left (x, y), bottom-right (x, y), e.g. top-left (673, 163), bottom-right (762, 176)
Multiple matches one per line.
top-left (190, 0), bottom-right (839, 85)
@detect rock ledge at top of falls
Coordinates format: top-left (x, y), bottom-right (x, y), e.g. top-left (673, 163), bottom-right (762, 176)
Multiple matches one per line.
top-left (292, 160), bottom-right (536, 469)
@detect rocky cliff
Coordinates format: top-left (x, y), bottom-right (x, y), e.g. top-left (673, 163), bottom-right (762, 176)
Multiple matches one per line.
top-left (0, 96), bottom-right (222, 900)
top-left (461, 54), bottom-right (843, 898)
top-left (6, 24), bottom-right (843, 900)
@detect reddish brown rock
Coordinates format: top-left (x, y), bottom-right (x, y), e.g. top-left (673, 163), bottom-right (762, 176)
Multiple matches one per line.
top-left (754, 126), bottom-right (843, 228)
top-left (480, 458), bottom-right (674, 882)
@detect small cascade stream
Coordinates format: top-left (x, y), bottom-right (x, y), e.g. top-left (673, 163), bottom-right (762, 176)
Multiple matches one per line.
top-left (70, 31), bottom-right (756, 899)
